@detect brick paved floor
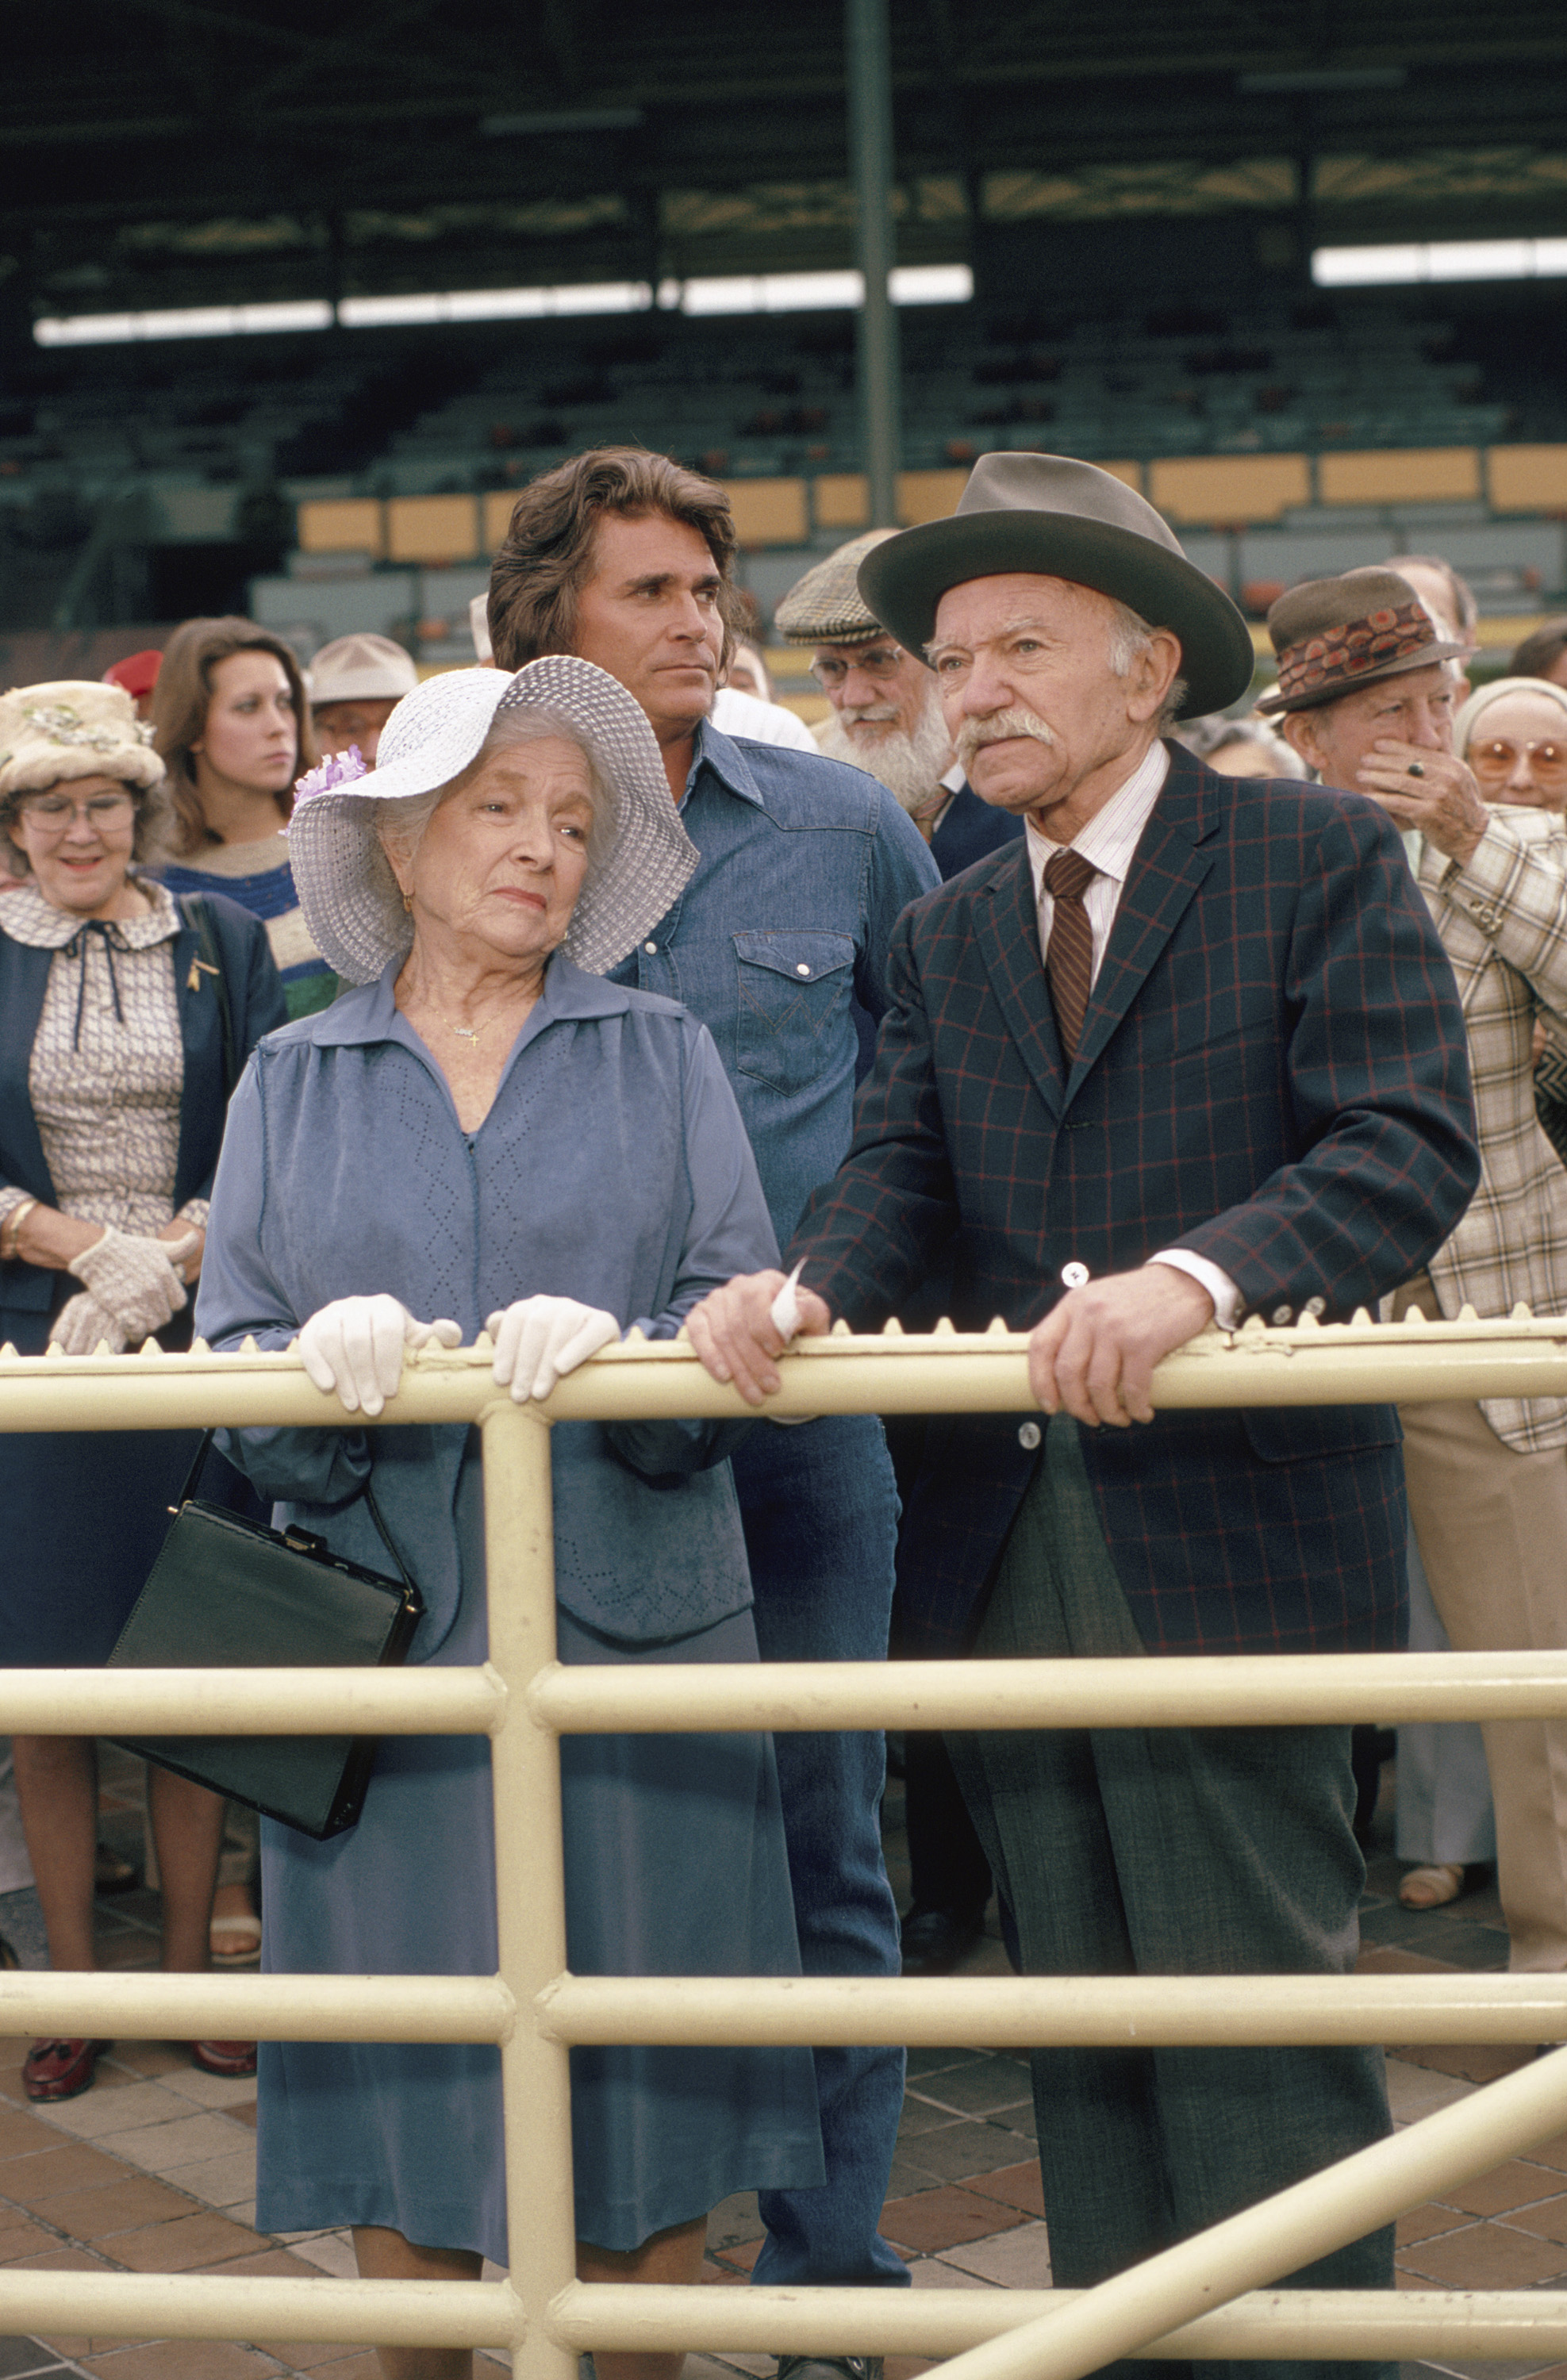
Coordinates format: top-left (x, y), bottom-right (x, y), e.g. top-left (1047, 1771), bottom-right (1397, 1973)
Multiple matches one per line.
top-left (2, 1750), bottom-right (1565, 2378)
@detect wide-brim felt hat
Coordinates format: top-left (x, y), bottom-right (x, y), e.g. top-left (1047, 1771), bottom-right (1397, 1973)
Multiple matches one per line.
top-left (858, 453), bottom-right (1255, 718)
top-left (775, 528), bottom-right (901, 646)
top-left (1257, 570), bottom-right (1469, 715)
top-left (288, 656), bottom-right (697, 985)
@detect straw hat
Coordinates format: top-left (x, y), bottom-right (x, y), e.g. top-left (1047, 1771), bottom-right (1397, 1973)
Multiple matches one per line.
top-left (287, 657), bottom-right (697, 985)
top-left (306, 632), bottom-right (419, 707)
top-left (775, 529), bottom-right (901, 646)
top-left (0, 680), bottom-right (163, 798)
top-left (858, 453), bottom-right (1254, 718)
top-left (1257, 572), bottom-right (1468, 716)
top-left (1454, 674), bottom-right (1567, 754)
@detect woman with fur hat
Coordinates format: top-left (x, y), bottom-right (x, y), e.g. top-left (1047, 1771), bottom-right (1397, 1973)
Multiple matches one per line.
top-left (196, 657), bottom-right (820, 2380)
top-left (0, 678), bottom-right (286, 2103)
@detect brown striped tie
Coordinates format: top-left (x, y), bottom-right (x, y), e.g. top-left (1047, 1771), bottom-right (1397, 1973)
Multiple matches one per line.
top-left (1043, 846), bottom-right (1099, 1061)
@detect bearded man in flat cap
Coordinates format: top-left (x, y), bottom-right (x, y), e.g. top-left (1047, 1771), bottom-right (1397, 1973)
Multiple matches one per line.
top-left (778, 528), bottom-right (1023, 874)
top-left (690, 453), bottom-right (1481, 2366)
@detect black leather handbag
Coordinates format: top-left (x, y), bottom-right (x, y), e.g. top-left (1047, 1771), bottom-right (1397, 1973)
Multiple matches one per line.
top-left (107, 1434), bottom-right (424, 1839)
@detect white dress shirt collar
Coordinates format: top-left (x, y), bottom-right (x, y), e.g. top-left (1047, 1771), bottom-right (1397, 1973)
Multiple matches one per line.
top-left (1024, 736), bottom-right (1170, 913)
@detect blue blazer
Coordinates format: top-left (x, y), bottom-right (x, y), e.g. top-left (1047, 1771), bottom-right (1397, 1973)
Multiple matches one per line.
top-left (930, 781), bottom-right (1024, 881)
top-left (0, 890), bottom-right (286, 1328)
top-left (789, 743), bottom-right (1481, 1657)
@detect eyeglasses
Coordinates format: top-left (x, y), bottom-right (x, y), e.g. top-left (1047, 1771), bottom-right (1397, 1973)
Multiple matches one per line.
top-left (17, 792), bottom-right (136, 833)
top-left (1469, 737), bottom-right (1567, 789)
top-left (809, 646), bottom-right (904, 690)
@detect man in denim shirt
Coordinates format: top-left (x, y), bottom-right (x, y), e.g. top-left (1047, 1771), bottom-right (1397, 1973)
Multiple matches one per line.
top-left (490, 450), bottom-right (939, 2344)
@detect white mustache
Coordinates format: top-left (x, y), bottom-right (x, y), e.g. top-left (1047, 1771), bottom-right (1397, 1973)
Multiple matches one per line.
top-left (840, 704), bottom-right (902, 727)
top-left (955, 708), bottom-right (1058, 769)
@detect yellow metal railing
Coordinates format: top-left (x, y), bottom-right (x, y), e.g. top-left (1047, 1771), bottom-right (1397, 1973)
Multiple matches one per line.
top-left (4, 1313), bottom-right (1567, 2375)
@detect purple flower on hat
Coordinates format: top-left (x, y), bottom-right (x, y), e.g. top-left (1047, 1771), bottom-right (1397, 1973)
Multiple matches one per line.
top-left (292, 746), bottom-right (368, 804)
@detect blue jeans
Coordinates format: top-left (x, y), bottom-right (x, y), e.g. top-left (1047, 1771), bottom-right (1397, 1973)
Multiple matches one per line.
top-left (732, 1415), bottom-right (909, 2288)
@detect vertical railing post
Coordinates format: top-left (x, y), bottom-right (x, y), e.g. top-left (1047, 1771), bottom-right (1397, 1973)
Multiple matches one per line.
top-left (482, 1398), bottom-right (578, 2380)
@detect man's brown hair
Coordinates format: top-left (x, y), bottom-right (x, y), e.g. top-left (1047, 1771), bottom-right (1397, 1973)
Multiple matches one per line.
top-left (488, 447), bottom-right (745, 672)
top-left (150, 616), bottom-right (316, 858)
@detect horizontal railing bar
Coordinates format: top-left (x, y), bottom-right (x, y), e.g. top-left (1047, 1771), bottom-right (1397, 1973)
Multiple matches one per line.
top-left (5, 1652), bottom-right (1565, 1740)
top-left (538, 1971), bottom-right (1567, 2045)
top-left (528, 1651), bottom-right (1567, 1733)
top-left (555, 2284), bottom-right (1567, 2359)
top-left (3, 1653), bottom-right (1562, 1741)
top-left (0, 1971), bottom-right (512, 2040)
top-left (0, 2271), bottom-right (517, 2350)
top-left (6, 1969), bottom-right (1561, 2049)
top-left (0, 2271), bottom-right (1563, 2363)
top-left (5, 1313), bottom-right (1567, 1432)
top-left (0, 1666), bottom-right (504, 1734)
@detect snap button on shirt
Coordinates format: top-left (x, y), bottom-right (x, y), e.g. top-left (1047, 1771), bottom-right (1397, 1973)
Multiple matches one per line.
top-left (1018, 1421), bottom-right (1043, 1451)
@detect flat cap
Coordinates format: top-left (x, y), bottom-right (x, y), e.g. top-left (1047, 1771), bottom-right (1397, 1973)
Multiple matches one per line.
top-left (775, 528), bottom-right (901, 646)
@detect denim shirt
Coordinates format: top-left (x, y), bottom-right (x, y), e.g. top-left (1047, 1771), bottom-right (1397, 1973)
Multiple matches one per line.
top-left (609, 721), bottom-right (939, 1245)
top-left (195, 954), bottom-right (779, 1653)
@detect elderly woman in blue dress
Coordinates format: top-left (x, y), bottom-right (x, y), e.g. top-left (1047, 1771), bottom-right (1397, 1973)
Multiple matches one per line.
top-left (195, 656), bottom-right (822, 2380)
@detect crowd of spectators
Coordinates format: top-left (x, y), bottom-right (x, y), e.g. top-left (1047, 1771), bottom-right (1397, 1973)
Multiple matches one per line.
top-left (3, 449), bottom-right (1567, 2380)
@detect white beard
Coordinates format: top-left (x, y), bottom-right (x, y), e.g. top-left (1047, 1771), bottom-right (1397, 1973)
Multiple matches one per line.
top-left (816, 697), bottom-right (955, 812)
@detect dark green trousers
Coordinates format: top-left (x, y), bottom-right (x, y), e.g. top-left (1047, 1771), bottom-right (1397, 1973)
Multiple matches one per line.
top-left (947, 1416), bottom-right (1395, 2380)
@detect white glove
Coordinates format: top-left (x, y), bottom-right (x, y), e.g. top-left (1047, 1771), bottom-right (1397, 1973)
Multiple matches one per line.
top-left (486, 1296), bottom-right (620, 1403)
top-left (67, 1224), bottom-right (186, 1341)
top-left (298, 1295), bottom-right (463, 1417)
top-left (49, 1289), bottom-right (128, 1356)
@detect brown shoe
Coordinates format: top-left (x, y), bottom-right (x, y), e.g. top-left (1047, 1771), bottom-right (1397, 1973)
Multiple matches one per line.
top-left (24, 2037), bottom-right (109, 2102)
top-left (190, 2040), bottom-right (257, 2077)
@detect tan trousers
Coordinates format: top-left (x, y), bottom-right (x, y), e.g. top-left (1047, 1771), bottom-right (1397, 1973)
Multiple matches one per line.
top-left (1396, 1282), bottom-right (1567, 1970)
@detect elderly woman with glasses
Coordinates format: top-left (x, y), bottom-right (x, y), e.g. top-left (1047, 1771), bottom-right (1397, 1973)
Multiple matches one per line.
top-left (1456, 674), bottom-right (1567, 814)
top-left (195, 657), bottom-right (821, 2380)
top-left (0, 680), bottom-right (286, 2102)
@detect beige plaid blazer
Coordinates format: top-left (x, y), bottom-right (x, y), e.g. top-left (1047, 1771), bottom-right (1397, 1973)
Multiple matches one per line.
top-left (1413, 808), bottom-right (1567, 1452)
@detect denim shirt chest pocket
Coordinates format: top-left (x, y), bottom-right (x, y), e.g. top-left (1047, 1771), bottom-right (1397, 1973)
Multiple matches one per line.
top-left (734, 929), bottom-right (856, 1094)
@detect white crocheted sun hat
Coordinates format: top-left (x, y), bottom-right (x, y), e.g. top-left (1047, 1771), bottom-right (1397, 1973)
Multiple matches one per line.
top-left (287, 657), bottom-right (696, 985)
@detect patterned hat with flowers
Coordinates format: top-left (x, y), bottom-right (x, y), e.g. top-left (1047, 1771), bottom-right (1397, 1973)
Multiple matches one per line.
top-left (0, 680), bottom-right (163, 797)
top-left (1258, 572), bottom-right (1469, 715)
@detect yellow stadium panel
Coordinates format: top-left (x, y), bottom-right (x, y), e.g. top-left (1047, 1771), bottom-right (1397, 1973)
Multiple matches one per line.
top-left (387, 495), bottom-right (482, 564)
top-left (723, 479), bottom-right (809, 545)
top-left (1318, 449), bottom-right (1481, 506)
top-left (1488, 447), bottom-right (1567, 512)
top-left (1149, 455), bottom-right (1311, 525)
top-left (1100, 461), bottom-right (1145, 493)
top-left (298, 497), bottom-right (384, 556)
top-left (897, 469), bottom-right (971, 524)
top-left (813, 475), bottom-right (870, 530)
top-left (482, 489), bottom-right (518, 551)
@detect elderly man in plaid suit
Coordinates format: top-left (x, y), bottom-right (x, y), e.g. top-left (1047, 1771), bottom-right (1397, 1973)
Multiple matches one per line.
top-left (1273, 570), bottom-right (1567, 1972)
top-left (689, 455), bottom-right (1481, 2370)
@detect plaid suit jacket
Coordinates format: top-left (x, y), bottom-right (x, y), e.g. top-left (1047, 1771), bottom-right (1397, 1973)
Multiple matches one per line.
top-left (1413, 809), bottom-right (1567, 1453)
top-left (786, 742), bottom-right (1481, 1657)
